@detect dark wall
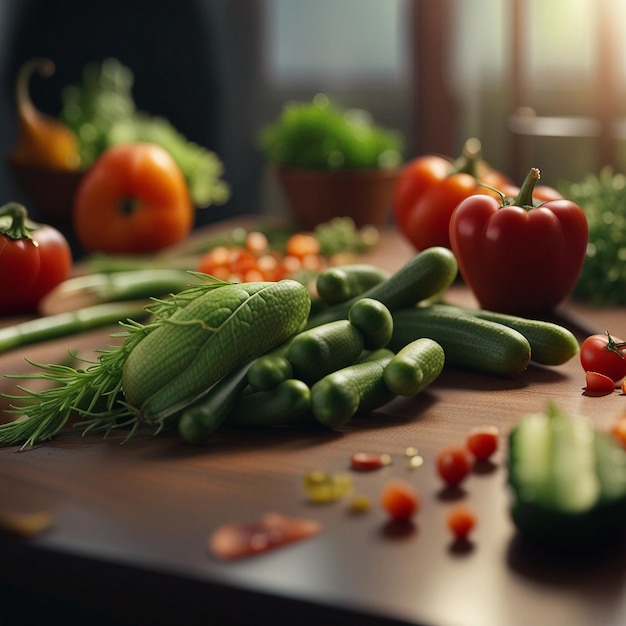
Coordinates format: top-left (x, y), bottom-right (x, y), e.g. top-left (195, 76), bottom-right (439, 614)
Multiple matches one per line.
top-left (0, 0), bottom-right (267, 227)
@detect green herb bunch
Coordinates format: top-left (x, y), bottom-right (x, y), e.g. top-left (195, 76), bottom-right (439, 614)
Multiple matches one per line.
top-left (59, 58), bottom-right (229, 208)
top-left (259, 93), bottom-right (403, 170)
top-left (559, 167), bottom-right (626, 306)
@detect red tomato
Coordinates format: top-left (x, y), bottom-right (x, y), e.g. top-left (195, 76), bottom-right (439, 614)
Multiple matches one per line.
top-left (380, 478), bottom-right (420, 522)
top-left (584, 371), bottom-right (616, 396)
top-left (393, 138), bottom-right (510, 251)
top-left (449, 167), bottom-right (588, 314)
top-left (580, 333), bottom-right (626, 382)
top-left (436, 446), bottom-right (472, 487)
top-left (466, 426), bottom-right (499, 461)
top-left (0, 202), bottom-right (72, 315)
top-left (447, 505), bottom-right (477, 540)
top-left (73, 143), bottom-right (194, 254)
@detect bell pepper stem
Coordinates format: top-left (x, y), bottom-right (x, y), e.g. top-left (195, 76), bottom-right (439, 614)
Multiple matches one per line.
top-left (0, 202), bottom-right (35, 241)
top-left (513, 168), bottom-right (541, 209)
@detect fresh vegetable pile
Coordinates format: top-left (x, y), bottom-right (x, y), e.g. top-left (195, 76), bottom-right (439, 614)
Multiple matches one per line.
top-left (0, 246), bottom-right (581, 449)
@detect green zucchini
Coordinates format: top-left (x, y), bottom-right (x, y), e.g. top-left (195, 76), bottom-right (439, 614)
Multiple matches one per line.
top-left (305, 246), bottom-right (458, 329)
top-left (122, 280), bottom-right (311, 422)
top-left (440, 303), bottom-right (579, 365)
top-left (287, 319), bottom-right (365, 384)
top-left (388, 305), bottom-right (531, 377)
top-left (509, 403), bottom-right (626, 547)
top-left (316, 264), bottom-right (390, 304)
top-left (311, 352), bottom-right (395, 428)
top-left (383, 338), bottom-right (445, 396)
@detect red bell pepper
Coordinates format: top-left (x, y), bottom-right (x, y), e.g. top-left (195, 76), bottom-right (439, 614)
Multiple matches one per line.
top-left (393, 138), bottom-right (510, 251)
top-left (449, 168), bottom-right (588, 315)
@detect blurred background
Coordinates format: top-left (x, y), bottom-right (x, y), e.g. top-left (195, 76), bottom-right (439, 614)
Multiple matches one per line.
top-left (0, 0), bottom-right (624, 226)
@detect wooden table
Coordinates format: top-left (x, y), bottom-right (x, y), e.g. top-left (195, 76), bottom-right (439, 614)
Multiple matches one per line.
top-left (0, 226), bottom-right (625, 626)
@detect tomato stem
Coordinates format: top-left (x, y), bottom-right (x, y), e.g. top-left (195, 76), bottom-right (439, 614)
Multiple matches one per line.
top-left (448, 138), bottom-right (483, 178)
top-left (512, 168), bottom-right (540, 209)
top-left (605, 330), bottom-right (626, 359)
top-left (0, 202), bottom-right (35, 241)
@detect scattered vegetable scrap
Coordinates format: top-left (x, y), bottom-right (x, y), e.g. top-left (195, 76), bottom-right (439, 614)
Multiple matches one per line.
top-left (584, 371), bottom-right (617, 396)
top-left (303, 470), bottom-right (353, 503)
top-left (0, 509), bottom-right (55, 538)
top-left (611, 414), bottom-right (626, 448)
top-left (446, 505), bottom-right (477, 541)
top-left (350, 451), bottom-right (391, 471)
top-left (466, 426), bottom-right (499, 461)
top-left (436, 446), bottom-right (472, 487)
top-left (380, 479), bottom-right (421, 522)
top-left (209, 513), bottom-right (322, 560)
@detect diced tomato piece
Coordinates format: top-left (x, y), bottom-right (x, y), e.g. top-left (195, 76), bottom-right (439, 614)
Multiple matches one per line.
top-left (286, 233), bottom-right (321, 259)
top-left (380, 478), bottom-right (420, 522)
top-left (350, 451), bottom-right (390, 471)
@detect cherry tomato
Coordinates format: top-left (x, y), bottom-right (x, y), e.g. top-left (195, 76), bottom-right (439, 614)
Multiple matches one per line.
top-left (380, 478), bottom-right (420, 522)
top-left (0, 202), bottom-right (72, 315)
top-left (73, 142), bottom-right (194, 254)
top-left (446, 505), bottom-right (477, 540)
top-left (436, 446), bottom-right (472, 487)
top-left (584, 371), bottom-right (616, 396)
top-left (466, 426), bottom-right (499, 461)
top-left (580, 333), bottom-right (626, 382)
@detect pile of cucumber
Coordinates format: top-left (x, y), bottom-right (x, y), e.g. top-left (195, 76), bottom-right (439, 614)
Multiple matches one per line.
top-left (176, 246), bottom-right (580, 443)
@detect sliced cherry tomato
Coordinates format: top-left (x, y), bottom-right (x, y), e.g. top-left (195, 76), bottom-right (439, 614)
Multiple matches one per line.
top-left (466, 426), bottom-right (499, 461)
top-left (380, 478), bottom-right (420, 522)
top-left (580, 333), bottom-right (626, 382)
top-left (584, 371), bottom-right (616, 396)
top-left (447, 505), bottom-right (477, 540)
top-left (73, 142), bottom-right (194, 254)
top-left (436, 446), bottom-right (472, 487)
top-left (0, 202), bottom-right (72, 315)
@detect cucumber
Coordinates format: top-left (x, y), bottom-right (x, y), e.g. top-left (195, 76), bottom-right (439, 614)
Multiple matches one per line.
top-left (311, 353), bottom-right (394, 428)
top-left (177, 362), bottom-right (251, 445)
top-left (316, 264), bottom-right (390, 304)
top-left (225, 379), bottom-right (312, 427)
top-left (383, 338), bottom-right (445, 396)
top-left (246, 354), bottom-right (293, 391)
top-left (305, 246), bottom-right (458, 329)
top-left (287, 319), bottom-right (365, 384)
top-left (389, 306), bottom-right (531, 377)
top-left (348, 298), bottom-right (394, 349)
top-left (440, 304), bottom-right (579, 365)
top-left (509, 403), bottom-right (626, 547)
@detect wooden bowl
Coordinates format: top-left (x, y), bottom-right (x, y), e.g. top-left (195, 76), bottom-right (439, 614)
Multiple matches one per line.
top-left (8, 159), bottom-right (85, 224)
